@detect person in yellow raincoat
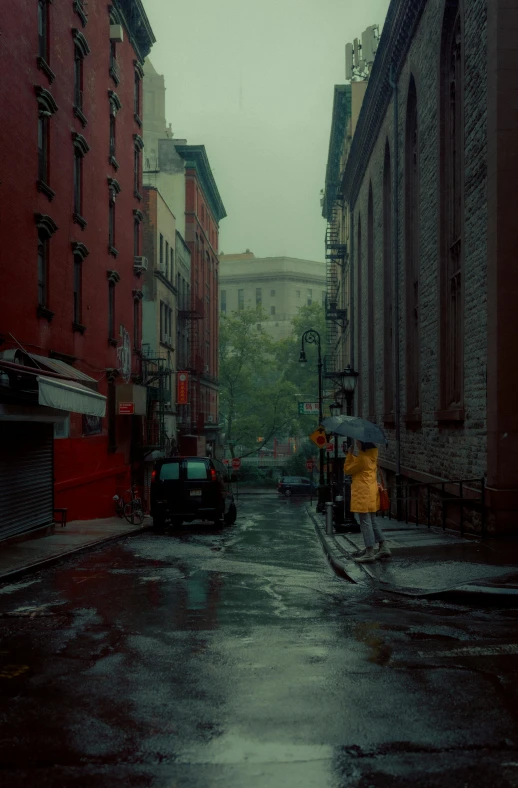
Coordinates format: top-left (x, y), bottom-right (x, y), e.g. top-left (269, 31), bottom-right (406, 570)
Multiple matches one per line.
top-left (343, 441), bottom-right (391, 563)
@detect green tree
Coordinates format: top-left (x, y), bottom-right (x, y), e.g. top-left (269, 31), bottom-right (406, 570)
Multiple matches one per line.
top-left (219, 307), bottom-right (298, 456)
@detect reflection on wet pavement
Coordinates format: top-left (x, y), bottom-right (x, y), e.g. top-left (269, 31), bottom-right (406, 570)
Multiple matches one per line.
top-left (1, 494), bottom-right (518, 786)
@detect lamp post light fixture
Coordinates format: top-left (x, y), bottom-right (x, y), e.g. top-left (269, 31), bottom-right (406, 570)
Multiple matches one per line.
top-left (299, 329), bottom-right (325, 513)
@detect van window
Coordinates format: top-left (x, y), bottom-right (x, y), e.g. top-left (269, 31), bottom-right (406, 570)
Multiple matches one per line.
top-left (159, 462), bottom-right (180, 480)
top-left (186, 460), bottom-right (208, 480)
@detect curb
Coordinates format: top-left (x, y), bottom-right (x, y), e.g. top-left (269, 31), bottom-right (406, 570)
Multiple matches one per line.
top-left (0, 523), bottom-right (152, 585)
top-left (306, 507), bottom-right (363, 584)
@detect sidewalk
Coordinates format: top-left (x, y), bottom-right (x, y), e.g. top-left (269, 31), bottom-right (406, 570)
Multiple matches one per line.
top-left (308, 507), bottom-right (518, 601)
top-left (0, 517), bottom-right (150, 584)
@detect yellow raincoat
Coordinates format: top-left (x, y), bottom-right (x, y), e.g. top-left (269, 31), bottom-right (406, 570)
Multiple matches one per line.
top-left (343, 447), bottom-right (379, 513)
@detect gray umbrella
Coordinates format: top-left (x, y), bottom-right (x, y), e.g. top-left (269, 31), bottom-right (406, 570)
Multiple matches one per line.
top-left (321, 415), bottom-right (387, 445)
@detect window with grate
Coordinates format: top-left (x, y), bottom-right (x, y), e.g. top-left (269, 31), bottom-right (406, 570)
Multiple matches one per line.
top-left (405, 75), bottom-right (420, 416)
top-left (440, 0), bottom-right (464, 411)
top-left (383, 140), bottom-right (394, 418)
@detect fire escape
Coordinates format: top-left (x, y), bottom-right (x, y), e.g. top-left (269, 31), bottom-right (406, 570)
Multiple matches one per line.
top-left (178, 293), bottom-right (204, 435)
top-left (139, 348), bottom-right (173, 457)
top-left (324, 199), bottom-right (348, 376)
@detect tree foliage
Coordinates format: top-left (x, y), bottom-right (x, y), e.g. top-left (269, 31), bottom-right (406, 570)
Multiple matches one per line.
top-left (219, 303), bottom-right (327, 456)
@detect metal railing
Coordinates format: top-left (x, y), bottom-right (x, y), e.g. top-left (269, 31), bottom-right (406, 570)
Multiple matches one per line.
top-left (386, 477), bottom-right (486, 538)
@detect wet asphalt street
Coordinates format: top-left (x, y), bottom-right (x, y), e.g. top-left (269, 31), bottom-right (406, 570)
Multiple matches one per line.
top-left (2, 492), bottom-right (518, 787)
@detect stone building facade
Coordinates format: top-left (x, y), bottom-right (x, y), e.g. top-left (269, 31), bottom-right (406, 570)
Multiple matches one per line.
top-left (324, 0), bottom-right (518, 533)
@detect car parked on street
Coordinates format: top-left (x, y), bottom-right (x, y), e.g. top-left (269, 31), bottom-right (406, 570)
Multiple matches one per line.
top-left (278, 476), bottom-right (318, 497)
top-left (150, 457), bottom-right (237, 529)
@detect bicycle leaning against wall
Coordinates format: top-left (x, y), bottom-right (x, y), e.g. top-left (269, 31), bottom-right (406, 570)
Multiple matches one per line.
top-left (113, 486), bottom-right (145, 525)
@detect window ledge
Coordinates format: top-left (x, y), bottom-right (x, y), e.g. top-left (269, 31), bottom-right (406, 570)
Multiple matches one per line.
top-left (108, 245), bottom-right (119, 258)
top-left (73, 212), bottom-right (87, 230)
top-left (109, 64), bottom-right (120, 86)
top-left (73, 105), bottom-right (88, 127)
top-left (37, 305), bottom-right (54, 321)
top-left (73, 0), bottom-right (88, 26)
top-left (109, 154), bottom-right (120, 170)
top-left (37, 56), bottom-right (55, 84)
top-left (134, 113), bottom-right (142, 128)
top-left (37, 179), bottom-right (55, 201)
top-left (133, 189), bottom-right (143, 201)
top-left (435, 409), bottom-right (465, 423)
top-left (73, 322), bottom-right (86, 334)
top-left (404, 411), bottom-right (422, 427)
top-left (108, 337), bottom-right (118, 347)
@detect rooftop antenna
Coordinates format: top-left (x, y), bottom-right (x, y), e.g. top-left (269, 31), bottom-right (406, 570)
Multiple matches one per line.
top-left (345, 24), bottom-right (379, 82)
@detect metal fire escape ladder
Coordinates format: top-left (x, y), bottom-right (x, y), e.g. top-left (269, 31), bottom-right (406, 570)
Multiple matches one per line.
top-left (140, 348), bottom-right (172, 455)
top-left (325, 200), bottom-right (348, 375)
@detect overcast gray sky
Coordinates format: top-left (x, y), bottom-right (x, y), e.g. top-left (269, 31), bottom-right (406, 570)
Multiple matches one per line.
top-left (142, 0), bottom-right (390, 262)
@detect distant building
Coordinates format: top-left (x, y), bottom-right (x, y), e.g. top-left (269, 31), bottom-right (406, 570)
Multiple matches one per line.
top-left (219, 253), bottom-right (327, 340)
top-left (143, 62), bottom-right (226, 458)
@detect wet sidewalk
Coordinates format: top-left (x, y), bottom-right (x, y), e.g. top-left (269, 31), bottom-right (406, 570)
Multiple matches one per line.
top-left (309, 507), bottom-right (518, 600)
top-left (0, 517), bottom-right (150, 584)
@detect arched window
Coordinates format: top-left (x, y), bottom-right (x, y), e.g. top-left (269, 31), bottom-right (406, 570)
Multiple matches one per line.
top-left (367, 184), bottom-right (375, 418)
top-left (357, 216), bottom-right (363, 417)
top-left (405, 75), bottom-right (420, 415)
top-left (383, 140), bottom-right (393, 418)
top-left (440, 0), bottom-right (463, 409)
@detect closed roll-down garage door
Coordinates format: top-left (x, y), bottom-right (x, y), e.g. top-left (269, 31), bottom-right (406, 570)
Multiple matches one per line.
top-left (0, 423), bottom-right (53, 541)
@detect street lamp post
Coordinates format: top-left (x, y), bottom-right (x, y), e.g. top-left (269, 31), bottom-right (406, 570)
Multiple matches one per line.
top-left (299, 329), bottom-right (325, 513)
top-left (329, 399), bottom-right (342, 495)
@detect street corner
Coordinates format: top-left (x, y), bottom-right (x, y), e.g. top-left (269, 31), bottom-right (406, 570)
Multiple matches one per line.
top-left (305, 506), bottom-right (365, 585)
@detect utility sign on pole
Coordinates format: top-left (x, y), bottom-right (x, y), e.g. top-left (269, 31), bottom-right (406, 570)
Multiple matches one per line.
top-left (298, 402), bottom-right (320, 415)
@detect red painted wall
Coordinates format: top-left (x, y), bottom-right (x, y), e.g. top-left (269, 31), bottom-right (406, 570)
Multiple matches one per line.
top-left (0, 0), bottom-right (152, 520)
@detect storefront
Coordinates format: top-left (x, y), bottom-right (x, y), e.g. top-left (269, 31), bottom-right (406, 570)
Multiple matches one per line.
top-left (0, 357), bottom-right (106, 541)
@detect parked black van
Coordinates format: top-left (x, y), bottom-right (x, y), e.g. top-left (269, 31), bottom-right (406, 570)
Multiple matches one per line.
top-left (150, 456), bottom-right (237, 529)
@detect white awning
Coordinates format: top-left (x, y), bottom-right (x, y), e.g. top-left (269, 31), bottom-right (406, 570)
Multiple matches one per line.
top-left (37, 376), bottom-right (106, 417)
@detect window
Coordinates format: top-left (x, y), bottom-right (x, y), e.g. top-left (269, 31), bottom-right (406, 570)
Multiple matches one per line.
top-left (160, 301), bottom-right (172, 344)
top-left (440, 0), bottom-right (464, 410)
top-left (109, 115), bottom-right (116, 157)
top-left (271, 305), bottom-right (275, 316)
top-left (108, 90), bottom-right (121, 166)
top-left (159, 462), bottom-right (180, 480)
top-left (38, 115), bottom-right (49, 184)
top-left (74, 50), bottom-right (82, 110)
top-left (367, 184), bottom-right (375, 418)
top-left (221, 290), bottom-right (226, 313)
top-left (133, 296), bottom-right (140, 349)
top-left (72, 133), bottom-right (89, 225)
top-left (108, 280), bottom-right (115, 341)
top-left (36, 86), bottom-right (57, 195)
top-left (37, 234), bottom-right (48, 308)
top-left (186, 460), bottom-right (209, 480)
top-left (108, 201), bottom-right (115, 248)
top-left (165, 240), bottom-right (169, 279)
top-left (134, 218), bottom-right (140, 256)
top-left (133, 135), bottom-right (144, 198)
top-left (307, 289), bottom-right (312, 306)
top-left (238, 289), bottom-right (244, 310)
top-left (160, 234), bottom-right (164, 272)
top-left (256, 287), bottom-right (262, 306)
top-left (35, 213), bottom-right (57, 317)
top-left (109, 41), bottom-right (120, 84)
top-left (73, 253), bottom-right (82, 325)
top-left (383, 140), bottom-right (393, 417)
top-left (38, 0), bottom-right (48, 61)
top-left (270, 289), bottom-right (275, 297)
top-left (134, 70), bottom-right (141, 117)
top-left (169, 246), bottom-right (174, 280)
top-left (405, 76), bottom-right (420, 415)
top-left (73, 149), bottom-right (82, 216)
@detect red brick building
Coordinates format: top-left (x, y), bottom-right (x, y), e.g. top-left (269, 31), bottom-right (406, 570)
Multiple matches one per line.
top-left (174, 145), bottom-right (226, 458)
top-left (0, 0), bottom-right (154, 537)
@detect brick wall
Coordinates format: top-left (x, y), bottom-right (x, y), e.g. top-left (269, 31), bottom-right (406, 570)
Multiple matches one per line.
top-left (350, 0), bottom-right (488, 486)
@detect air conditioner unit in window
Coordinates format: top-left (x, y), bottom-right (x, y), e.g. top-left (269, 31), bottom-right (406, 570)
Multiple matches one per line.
top-left (109, 24), bottom-right (124, 42)
top-left (207, 414), bottom-right (214, 423)
top-left (205, 364), bottom-right (209, 373)
top-left (133, 255), bottom-right (148, 275)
